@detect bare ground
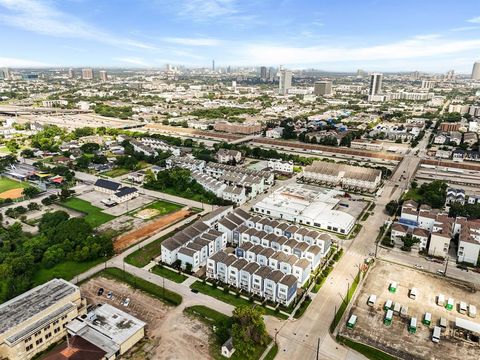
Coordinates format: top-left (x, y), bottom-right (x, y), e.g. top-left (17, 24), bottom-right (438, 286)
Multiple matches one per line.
top-left (80, 276), bottom-right (212, 360)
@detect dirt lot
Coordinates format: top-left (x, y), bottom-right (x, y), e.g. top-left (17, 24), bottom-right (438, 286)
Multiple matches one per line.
top-left (81, 276), bottom-right (212, 360)
top-left (113, 209), bottom-right (191, 252)
top-left (340, 260), bottom-right (480, 360)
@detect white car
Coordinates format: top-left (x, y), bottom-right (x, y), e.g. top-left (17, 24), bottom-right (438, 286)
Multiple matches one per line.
top-left (123, 298), bottom-right (130, 307)
top-left (414, 264), bottom-right (423, 269)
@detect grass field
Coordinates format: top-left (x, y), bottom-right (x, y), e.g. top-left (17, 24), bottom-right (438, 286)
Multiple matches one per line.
top-left (32, 259), bottom-right (105, 286)
top-left (60, 197), bottom-right (115, 227)
top-left (336, 336), bottom-right (397, 360)
top-left (0, 177), bottom-right (30, 193)
top-left (151, 265), bottom-right (187, 283)
top-left (102, 168), bottom-right (131, 178)
top-left (264, 343), bottom-right (279, 360)
top-left (132, 200), bottom-right (182, 218)
top-left (190, 281), bottom-right (288, 320)
top-left (100, 268), bottom-right (182, 306)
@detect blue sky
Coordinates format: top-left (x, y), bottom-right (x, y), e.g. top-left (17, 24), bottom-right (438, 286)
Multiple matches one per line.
top-left (1, 0), bottom-right (480, 72)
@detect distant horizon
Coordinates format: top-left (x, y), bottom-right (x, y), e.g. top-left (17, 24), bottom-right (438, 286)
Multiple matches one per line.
top-left (1, 0), bottom-right (480, 72)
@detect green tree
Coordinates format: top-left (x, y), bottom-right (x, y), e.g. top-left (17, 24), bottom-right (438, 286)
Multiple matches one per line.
top-left (80, 142), bottom-right (100, 154)
top-left (22, 187), bottom-right (40, 199)
top-left (231, 306), bottom-right (268, 359)
top-left (385, 200), bottom-right (399, 216)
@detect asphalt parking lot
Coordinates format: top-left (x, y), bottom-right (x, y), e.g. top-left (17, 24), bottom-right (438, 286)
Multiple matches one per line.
top-left (340, 260), bottom-right (480, 360)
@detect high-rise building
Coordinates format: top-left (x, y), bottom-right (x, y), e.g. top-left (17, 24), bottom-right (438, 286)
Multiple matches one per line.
top-left (212, 59), bottom-right (215, 71)
top-left (2, 68), bottom-right (10, 80)
top-left (314, 80), bottom-right (332, 96)
top-left (260, 66), bottom-right (267, 79)
top-left (81, 68), bottom-right (93, 80)
top-left (421, 80), bottom-right (436, 89)
top-left (99, 70), bottom-right (108, 82)
top-left (68, 68), bottom-right (74, 78)
top-left (472, 62), bottom-right (480, 80)
top-left (278, 69), bottom-right (292, 95)
top-left (369, 73), bottom-right (383, 96)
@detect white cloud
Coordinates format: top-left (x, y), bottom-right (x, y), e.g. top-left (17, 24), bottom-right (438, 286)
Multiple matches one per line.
top-left (0, 0), bottom-right (156, 50)
top-left (180, 0), bottom-right (238, 20)
top-left (467, 16), bottom-right (480, 23)
top-left (232, 35), bottom-right (480, 66)
top-left (451, 26), bottom-right (479, 32)
top-left (113, 57), bottom-right (151, 67)
top-left (163, 37), bottom-right (221, 46)
top-left (0, 56), bottom-right (49, 67)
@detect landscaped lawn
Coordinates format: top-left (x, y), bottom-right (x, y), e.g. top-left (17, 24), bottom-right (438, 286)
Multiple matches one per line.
top-left (264, 343), bottom-right (279, 360)
top-left (32, 259), bottom-right (105, 286)
top-left (60, 197), bottom-right (115, 227)
top-left (190, 281), bottom-right (288, 320)
top-left (151, 265), bottom-right (187, 283)
top-left (132, 200), bottom-right (182, 218)
top-left (0, 177), bottom-right (30, 193)
top-left (100, 268), bottom-right (182, 306)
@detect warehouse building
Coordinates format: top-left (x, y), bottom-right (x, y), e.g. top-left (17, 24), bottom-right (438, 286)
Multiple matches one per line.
top-left (0, 279), bottom-right (87, 360)
top-left (252, 184), bottom-right (356, 235)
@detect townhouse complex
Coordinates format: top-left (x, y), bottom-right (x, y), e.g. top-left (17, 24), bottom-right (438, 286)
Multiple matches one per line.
top-left (253, 184), bottom-right (357, 235)
top-left (302, 161), bottom-right (382, 193)
top-left (161, 206), bottom-right (332, 305)
top-left (130, 137), bottom-right (182, 156)
top-left (166, 156), bottom-right (275, 204)
top-left (391, 200), bottom-right (480, 265)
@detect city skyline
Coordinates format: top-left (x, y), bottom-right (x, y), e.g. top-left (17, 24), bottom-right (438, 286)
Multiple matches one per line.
top-left (0, 0), bottom-right (480, 72)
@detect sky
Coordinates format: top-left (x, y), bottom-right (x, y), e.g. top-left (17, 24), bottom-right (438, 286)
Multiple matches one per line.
top-left (1, 0), bottom-right (480, 72)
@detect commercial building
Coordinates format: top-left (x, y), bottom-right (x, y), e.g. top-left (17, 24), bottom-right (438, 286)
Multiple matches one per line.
top-left (265, 127), bottom-right (284, 139)
top-left (471, 61), bottom-right (480, 80)
top-left (66, 303), bottom-right (145, 359)
top-left (314, 81), bottom-right (332, 96)
top-left (94, 179), bottom-right (122, 195)
top-left (302, 161), bottom-right (382, 193)
top-left (278, 69), bottom-right (292, 95)
top-left (99, 70), bottom-right (108, 82)
top-left (81, 68), bottom-right (94, 80)
top-left (252, 184), bottom-right (356, 235)
top-left (369, 73), bottom-right (383, 96)
top-left (0, 279), bottom-right (87, 360)
top-left (260, 66), bottom-right (267, 80)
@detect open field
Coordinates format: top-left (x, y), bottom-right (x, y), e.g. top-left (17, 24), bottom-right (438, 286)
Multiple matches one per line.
top-left (60, 197), bottom-right (115, 227)
top-left (339, 260), bottom-right (480, 360)
top-left (32, 259), bottom-right (105, 286)
top-left (0, 177), bottom-right (30, 199)
top-left (132, 200), bottom-right (183, 219)
top-left (79, 275), bottom-right (211, 360)
top-left (101, 167), bottom-right (132, 178)
top-left (114, 208), bottom-right (191, 253)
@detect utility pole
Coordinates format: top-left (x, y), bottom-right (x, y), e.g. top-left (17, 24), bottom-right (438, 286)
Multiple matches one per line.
top-left (444, 255), bottom-right (449, 276)
top-left (316, 337), bottom-right (320, 360)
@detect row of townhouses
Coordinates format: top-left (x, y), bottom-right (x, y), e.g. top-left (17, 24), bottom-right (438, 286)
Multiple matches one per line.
top-left (130, 137), bottom-right (182, 157)
top-left (166, 156), bottom-right (275, 200)
top-left (207, 251), bottom-right (298, 306)
top-left (302, 161), bottom-right (382, 193)
top-left (391, 200), bottom-right (480, 264)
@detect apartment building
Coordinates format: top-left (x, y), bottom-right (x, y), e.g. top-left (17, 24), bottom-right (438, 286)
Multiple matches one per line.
top-left (214, 121), bottom-right (263, 135)
top-left (303, 161), bottom-right (382, 193)
top-left (267, 159), bottom-right (294, 174)
top-left (0, 279), bottom-right (87, 360)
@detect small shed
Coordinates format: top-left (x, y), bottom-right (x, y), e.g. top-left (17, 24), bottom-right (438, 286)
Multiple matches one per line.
top-left (221, 338), bottom-right (236, 358)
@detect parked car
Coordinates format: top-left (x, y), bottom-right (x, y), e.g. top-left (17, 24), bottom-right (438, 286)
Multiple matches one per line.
top-left (123, 298), bottom-right (131, 307)
top-left (457, 265), bottom-right (469, 272)
top-left (107, 291), bottom-right (113, 299)
top-left (97, 288), bottom-right (104, 296)
top-left (414, 264), bottom-right (423, 269)
top-left (191, 289), bottom-right (199, 294)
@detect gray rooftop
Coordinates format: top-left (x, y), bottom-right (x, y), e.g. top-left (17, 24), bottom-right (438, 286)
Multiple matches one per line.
top-left (0, 278), bottom-right (78, 336)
